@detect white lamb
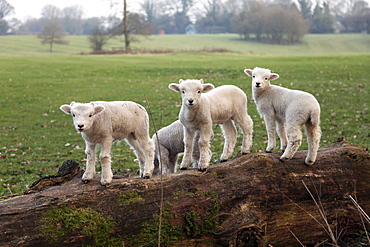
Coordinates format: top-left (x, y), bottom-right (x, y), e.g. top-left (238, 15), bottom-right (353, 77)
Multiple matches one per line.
top-left (152, 120), bottom-right (202, 174)
top-left (244, 67), bottom-right (321, 165)
top-left (60, 101), bottom-right (155, 185)
top-left (169, 79), bottom-right (253, 172)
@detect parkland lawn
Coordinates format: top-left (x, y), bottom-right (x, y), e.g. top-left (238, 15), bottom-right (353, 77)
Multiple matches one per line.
top-left (0, 33), bottom-right (369, 196)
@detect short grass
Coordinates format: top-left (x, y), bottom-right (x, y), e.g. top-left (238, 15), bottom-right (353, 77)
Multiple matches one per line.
top-left (0, 33), bottom-right (370, 56)
top-left (0, 34), bottom-right (369, 197)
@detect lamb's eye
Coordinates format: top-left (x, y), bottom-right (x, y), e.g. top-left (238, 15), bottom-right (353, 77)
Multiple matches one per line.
top-left (197, 90), bottom-right (201, 93)
top-left (252, 75), bottom-right (255, 78)
top-left (72, 114), bottom-right (75, 117)
top-left (89, 115), bottom-right (92, 117)
top-left (182, 90), bottom-right (185, 94)
top-left (264, 77), bottom-right (268, 80)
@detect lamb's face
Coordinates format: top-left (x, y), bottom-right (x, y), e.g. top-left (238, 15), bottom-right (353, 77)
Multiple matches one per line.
top-left (179, 80), bottom-right (204, 107)
top-left (244, 67), bottom-right (279, 90)
top-left (60, 102), bottom-right (105, 132)
top-left (169, 79), bottom-right (214, 107)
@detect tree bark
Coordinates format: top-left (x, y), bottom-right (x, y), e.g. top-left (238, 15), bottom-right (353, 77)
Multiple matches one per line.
top-left (123, 0), bottom-right (130, 52)
top-left (1, 139), bottom-right (369, 247)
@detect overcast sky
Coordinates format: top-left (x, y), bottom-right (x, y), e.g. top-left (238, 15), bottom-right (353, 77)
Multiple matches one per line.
top-left (7, 0), bottom-right (141, 21)
top-left (7, 0), bottom-right (370, 21)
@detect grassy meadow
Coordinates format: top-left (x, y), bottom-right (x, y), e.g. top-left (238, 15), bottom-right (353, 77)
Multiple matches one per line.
top-left (0, 34), bottom-right (369, 197)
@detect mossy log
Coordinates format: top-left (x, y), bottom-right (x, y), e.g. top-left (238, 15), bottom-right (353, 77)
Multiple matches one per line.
top-left (0, 139), bottom-right (369, 246)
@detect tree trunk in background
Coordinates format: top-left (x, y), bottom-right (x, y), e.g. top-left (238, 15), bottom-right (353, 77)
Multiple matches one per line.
top-left (123, 0), bottom-right (130, 52)
top-left (0, 140), bottom-right (369, 246)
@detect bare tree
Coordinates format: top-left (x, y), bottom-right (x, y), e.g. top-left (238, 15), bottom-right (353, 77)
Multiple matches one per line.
top-left (328, 0), bottom-right (351, 16)
top-left (285, 5), bottom-right (309, 43)
top-left (196, 0), bottom-right (239, 33)
top-left (0, 19), bottom-right (8, 34)
top-left (5, 17), bottom-right (21, 33)
top-left (140, 0), bottom-right (158, 23)
top-left (41, 5), bottom-right (62, 21)
top-left (123, 0), bottom-right (130, 51)
top-left (164, 0), bottom-right (194, 14)
top-left (38, 21), bottom-right (69, 52)
top-left (62, 5), bottom-right (84, 35)
top-left (88, 26), bottom-right (111, 51)
top-left (233, 0), bottom-right (307, 44)
top-left (0, 0), bottom-right (14, 19)
top-left (108, 0), bottom-right (152, 51)
top-left (340, 0), bottom-right (370, 32)
top-left (165, 0), bottom-right (195, 33)
top-left (107, 0), bottom-right (132, 51)
top-left (298, 0), bottom-right (312, 20)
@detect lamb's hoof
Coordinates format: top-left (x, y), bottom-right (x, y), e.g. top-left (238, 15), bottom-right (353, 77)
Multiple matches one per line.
top-left (266, 150), bottom-right (272, 153)
top-left (101, 182), bottom-right (111, 187)
top-left (242, 152), bottom-right (249, 155)
top-left (305, 160), bottom-right (315, 166)
top-left (82, 179), bottom-right (90, 184)
top-left (142, 175), bottom-right (151, 179)
top-left (220, 159), bottom-right (228, 163)
top-left (279, 157), bottom-right (289, 162)
top-left (198, 168), bottom-right (207, 172)
top-left (180, 167), bottom-right (188, 170)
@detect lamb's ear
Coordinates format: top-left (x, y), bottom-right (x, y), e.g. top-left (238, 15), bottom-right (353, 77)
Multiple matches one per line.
top-left (244, 69), bottom-right (253, 77)
top-left (199, 79), bottom-right (204, 84)
top-left (60, 105), bottom-right (72, 115)
top-left (94, 105), bottom-right (105, 115)
top-left (270, 73), bottom-right (279, 81)
top-left (202, 83), bottom-right (214, 92)
top-left (169, 83), bottom-right (181, 92)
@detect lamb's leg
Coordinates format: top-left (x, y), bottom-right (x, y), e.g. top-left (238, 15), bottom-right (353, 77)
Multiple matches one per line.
top-left (159, 146), bottom-right (170, 174)
top-left (264, 116), bottom-right (277, 153)
top-left (305, 123), bottom-right (321, 165)
top-left (127, 136), bottom-right (155, 179)
top-left (280, 124), bottom-right (302, 162)
top-left (126, 137), bottom-right (145, 177)
top-left (197, 126), bottom-right (213, 172)
top-left (168, 154), bottom-right (178, 173)
top-left (220, 120), bottom-right (237, 161)
top-left (153, 151), bottom-right (160, 176)
top-left (276, 120), bottom-right (288, 152)
top-left (235, 113), bottom-right (253, 154)
top-left (192, 132), bottom-right (201, 169)
top-left (82, 142), bottom-right (96, 184)
top-left (180, 128), bottom-right (195, 170)
top-left (99, 140), bottom-right (113, 186)
top-left (143, 138), bottom-right (155, 178)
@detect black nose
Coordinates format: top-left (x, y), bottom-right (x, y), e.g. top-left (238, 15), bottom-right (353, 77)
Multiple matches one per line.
top-left (256, 83), bottom-right (261, 87)
top-left (78, 124), bottom-right (84, 128)
top-left (188, 100), bottom-right (194, 104)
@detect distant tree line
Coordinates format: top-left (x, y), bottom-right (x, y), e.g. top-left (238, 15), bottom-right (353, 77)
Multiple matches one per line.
top-left (3, 4), bottom-right (102, 35)
top-left (0, 0), bottom-right (14, 34)
top-left (195, 0), bottom-right (370, 35)
top-left (1, 0), bottom-right (369, 46)
top-left (140, 0), bottom-right (369, 44)
top-left (231, 1), bottom-right (308, 44)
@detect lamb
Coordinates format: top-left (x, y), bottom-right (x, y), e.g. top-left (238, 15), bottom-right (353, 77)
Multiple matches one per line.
top-left (169, 79), bottom-right (253, 172)
top-left (244, 67), bottom-right (321, 165)
top-left (152, 120), bottom-right (202, 174)
top-left (60, 101), bottom-right (155, 185)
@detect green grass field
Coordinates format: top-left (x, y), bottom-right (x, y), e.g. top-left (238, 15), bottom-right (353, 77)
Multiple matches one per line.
top-left (1, 33), bottom-right (370, 56)
top-left (0, 34), bottom-right (369, 197)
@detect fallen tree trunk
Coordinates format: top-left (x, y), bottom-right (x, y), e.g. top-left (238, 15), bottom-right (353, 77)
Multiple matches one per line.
top-left (1, 139), bottom-right (369, 247)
